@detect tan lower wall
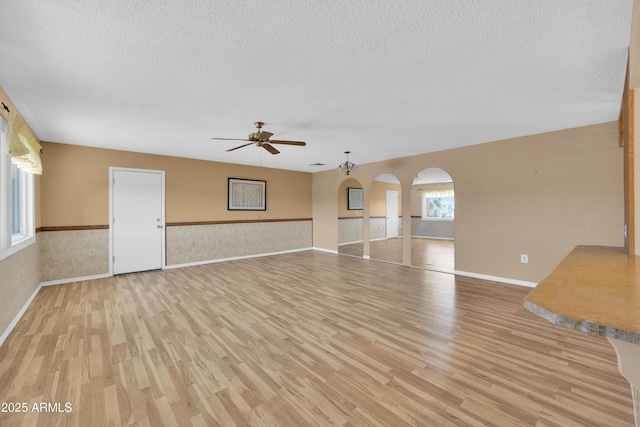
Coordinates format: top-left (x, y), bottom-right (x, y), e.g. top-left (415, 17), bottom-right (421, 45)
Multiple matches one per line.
top-left (370, 217), bottom-right (387, 240)
top-left (339, 217), bottom-right (405, 244)
top-left (39, 229), bottom-right (109, 282)
top-left (412, 218), bottom-right (454, 239)
top-left (314, 121), bottom-right (624, 283)
top-left (36, 221), bottom-right (312, 280)
top-left (166, 220), bottom-right (312, 265)
top-left (0, 241), bottom-right (41, 341)
top-left (338, 217), bottom-right (364, 245)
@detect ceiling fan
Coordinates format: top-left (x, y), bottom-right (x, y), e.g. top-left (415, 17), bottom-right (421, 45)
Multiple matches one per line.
top-left (211, 121), bottom-right (306, 155)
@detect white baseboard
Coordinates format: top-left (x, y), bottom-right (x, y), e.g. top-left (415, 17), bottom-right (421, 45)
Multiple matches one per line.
top-left (312, 247), bottom-right (338, 254)
top-left (0, 283), bottom-right (42, 347)
top-left (40, 273), bottom-right (112, 287)
top-left (454, 270), bottom-right (538, 288)
top-left (411, 235), bottom-right (455, 241)
top-left (338, 240), bottom-right (364, 246)
top-left (165, 247), bottom-right (314, 270)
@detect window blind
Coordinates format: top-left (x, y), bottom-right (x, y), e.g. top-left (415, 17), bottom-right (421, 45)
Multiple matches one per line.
top-left (7, 110), bottom-right (42, 175)
top-left (421, 183), bottom-right (454, 198)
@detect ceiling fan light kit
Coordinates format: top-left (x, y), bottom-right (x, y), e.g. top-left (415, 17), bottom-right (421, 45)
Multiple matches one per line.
top-left (211, 121), bottom-right (306, 155)
top-left (338, 151), bottom-right (358, 175)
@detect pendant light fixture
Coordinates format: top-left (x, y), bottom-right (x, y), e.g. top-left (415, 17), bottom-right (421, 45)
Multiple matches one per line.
top-left (337, 151), bottom-right (358, 175)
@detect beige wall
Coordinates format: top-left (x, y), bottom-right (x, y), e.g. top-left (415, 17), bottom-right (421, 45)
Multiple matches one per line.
top-left (337, 178), bottom-right (363, 218)
top-left (40, 142), bottom-right (312, 226)
top-left (336, 178), bottom-right (406, 220)
top-left (313, 121), bottom-right (624, 283)
top-left (370, 180), bottom-right (402, 217)
top-left (35, 142), bottom-right (314, 281)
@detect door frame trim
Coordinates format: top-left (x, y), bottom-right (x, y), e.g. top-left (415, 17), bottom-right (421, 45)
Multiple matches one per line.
top-left (109, 166), bottom-right (166, 275)
top-left (385, 189), bottom-right (399, 239)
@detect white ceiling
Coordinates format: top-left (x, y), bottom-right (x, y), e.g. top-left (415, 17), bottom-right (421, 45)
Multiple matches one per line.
top-left (0, 1), bottom-right (633, 173)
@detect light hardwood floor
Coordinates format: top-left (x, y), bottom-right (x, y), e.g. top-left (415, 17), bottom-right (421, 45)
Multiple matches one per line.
top-left (340, 238), bottom-right (455, 273)
top-left (0, 250), bottom-right (633, 426)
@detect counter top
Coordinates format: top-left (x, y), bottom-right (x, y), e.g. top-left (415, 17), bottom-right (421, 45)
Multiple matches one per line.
top-left (524, 245), bottom-right (640, 344)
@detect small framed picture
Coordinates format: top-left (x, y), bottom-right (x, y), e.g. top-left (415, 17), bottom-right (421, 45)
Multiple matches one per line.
top-left (347, 187), bottom-right (363, 210)
top-left (228, 178), bottom-right (266, 211)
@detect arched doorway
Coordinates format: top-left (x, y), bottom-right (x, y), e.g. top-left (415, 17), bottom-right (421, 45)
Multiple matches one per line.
top-left (337, 178), bottom-right (364, 257)
top-left (369, 173), bottom-right (402, 264)
top-left (410, 168), bottom-right (455, 272)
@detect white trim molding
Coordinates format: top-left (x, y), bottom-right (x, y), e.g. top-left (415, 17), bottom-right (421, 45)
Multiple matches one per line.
top-left (40, 273), bottom-right (112, 287)
top-left (166, 247), bottom-right (314, 270)
top-left (312, 247), bottom-right (338, 254)
top-left (338, 240), bottom-right (364, 246)
top-left (410, 235), bottom-right (454, 241)
top-left (454, 270), bottom-right (538, 288)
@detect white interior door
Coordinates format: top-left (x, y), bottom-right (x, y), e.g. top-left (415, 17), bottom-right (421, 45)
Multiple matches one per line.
top-left (111, 168), bottom-right (165, 275)
top-left (386, 190), bottom-right (399, 239)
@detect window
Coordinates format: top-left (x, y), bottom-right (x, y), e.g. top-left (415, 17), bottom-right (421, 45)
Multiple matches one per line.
top-left (421, 184), bottom-right (454, 220)
top-left (12, 162), bottom-right (22, 235)
top-left (0, 116), bottom-right (35, 260)
top-left (423, 196), bottom-right (455, 218)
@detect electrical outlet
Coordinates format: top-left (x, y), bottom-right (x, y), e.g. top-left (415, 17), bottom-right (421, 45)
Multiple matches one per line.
top-left (521, 254), bottom-right (528, 263)
top-left (89, 249), bottom-right (95, 256)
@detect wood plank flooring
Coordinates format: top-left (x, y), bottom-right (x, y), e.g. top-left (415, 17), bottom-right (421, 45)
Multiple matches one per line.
top-left (340, 238), bottom-right (455, 273)
top-left (0, 250), bottom-right (633, 426)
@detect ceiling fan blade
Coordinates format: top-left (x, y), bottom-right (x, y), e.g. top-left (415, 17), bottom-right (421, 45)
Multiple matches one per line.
top-left (257, 131), bottom-right (273, 140)
top-left (226, 142), bottom-right (254, 152)
top-left (213, 123), bottom-right (306, 154)
top-left (262, 143), bottom-right (280, 155)
top-left (269, 139), bottom-right (307, 146)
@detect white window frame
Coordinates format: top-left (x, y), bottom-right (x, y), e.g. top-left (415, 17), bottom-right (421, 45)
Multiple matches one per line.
top-left (0, 116), bottom-right (35, 260)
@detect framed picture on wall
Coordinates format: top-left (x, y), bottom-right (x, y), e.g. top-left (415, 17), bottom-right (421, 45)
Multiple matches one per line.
top-left (228, 178), bottom-right (266, 210)
top-left (347, 187), bottom-right (363, 210)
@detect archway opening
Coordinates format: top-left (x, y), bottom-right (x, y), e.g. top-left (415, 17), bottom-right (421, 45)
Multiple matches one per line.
top-left (410, 168), bottom-right (455, 272)
top-left (337, 177), bottom-right (364, 257)
top-left (369, 173), bottom-right (402, 264)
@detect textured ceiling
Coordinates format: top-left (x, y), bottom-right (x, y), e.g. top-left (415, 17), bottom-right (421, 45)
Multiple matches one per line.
top-left (0, 1), bottom-right (633, 173)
